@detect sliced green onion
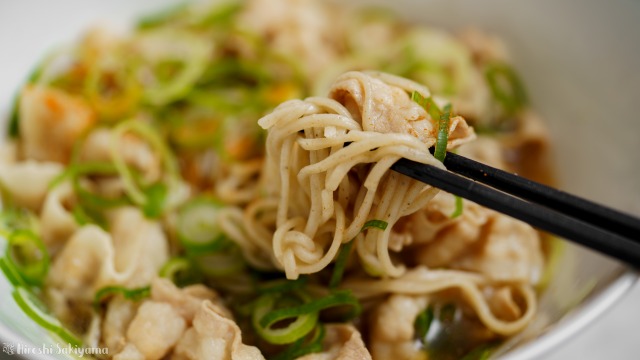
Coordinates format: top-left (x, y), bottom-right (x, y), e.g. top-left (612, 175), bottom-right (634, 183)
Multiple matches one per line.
top-left (167, 113), bottom-right (221, 150)
top-left (461, 342), bottom-right (499, 360)
top-left (361, 219), bottom-right (388, 231)
top-left (414, 306), bottom-right (434, 343)
top-left (8, 96), bottom-right (20, 138)
top-left (257, 276), bottom-right (308, 295)
top-left (329, 241), bottom-right (354, 289)
top-left (451, 196), bottom-right (464, 218)
top-left (252, 291), bottom-right (318, 345)
top-left (13, 286), bottom-right (82, 347)
top-left (48, 161), bottom-right (116, 190)
top-left (93, 285), bottom-right (151, 308)
top-left (111, 120), bottom-right (179, 216)
top-left (141, 182), bottom-right (168, 218)
top-left (159, 257), bottom-right (201, 287)
top-left (272, 323), bottom-right (326, 360)
top-left (6, 230), bottom-right (49, 286)
top-left (342, 220), bottom-right (389, 276)
top-left (485, 62), bottom-right (528, 115)
top-left (70, 205), bottom-right (95, 227)
top-left (258, 291), bottom-right (361, 335)
top-left (177, 198), bottom-right (226, 252)
top-left (73, 175), bottom-right (130, 209)
top-left (51, 161), bottom-right (130, 214)
top-left (0, 257), bottom-right (29, 287)
top-left (410, 91), bottom-right (453, 162)
top-left (7, 55), bottom-right (48, 138)
top-left (197, 58), bottom-right (270, 88)
top-left (137, 31), bottom-right (211, 106)
top-left (84, 57), bottom-right (141, 121)
top-left (537, 236), bottom-right (565, 291)
top-left (0, 208), bottom-right (38, 238)
top-left (51, 161), bottom-right (128, 227)
top-left (411, 90), bottom-right (442, 123)
top-left (434, 104), bottom-right (452, 162)
top-left (0, 182), bottom-right (13, 209)
top-left (55, 142), bottom-right (124, 213)
top-left (192, 244), bottom-right (245, 277)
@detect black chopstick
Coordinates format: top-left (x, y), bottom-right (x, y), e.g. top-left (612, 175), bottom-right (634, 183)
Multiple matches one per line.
top-left (442, 152), bottom-right (640, 240)
top-left (391, 156), bottom-right (640, 268)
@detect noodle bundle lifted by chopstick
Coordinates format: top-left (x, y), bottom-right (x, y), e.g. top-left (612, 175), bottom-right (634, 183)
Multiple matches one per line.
top-left (255, 71), bottom-right (475, 279)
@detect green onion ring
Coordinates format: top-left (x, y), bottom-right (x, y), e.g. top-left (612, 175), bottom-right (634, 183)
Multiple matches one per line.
top-left (485, 62), bottom-right (528, 115)
top-left (93, 285), bottom-right (151, 308)
top-left (177, 198), bottom-right (226, 252)
top-left (159, 257), bottom-right (201, 286)
top-left (0, 257), bottom-right (28, 287)
top-left (252, 291), bottom-right (318, 345)
top-left (6, 230), bottom-right (49, 286)
top-left (13, 286), bottom-right (82, 347)
top-left (253, 291), bottom-right (362, 344)
top-left (272, 323), bottom-right (326, 360)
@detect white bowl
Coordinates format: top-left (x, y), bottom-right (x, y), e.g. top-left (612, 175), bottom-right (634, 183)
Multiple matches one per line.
top-left (0, 0), bottom-right (638, 359)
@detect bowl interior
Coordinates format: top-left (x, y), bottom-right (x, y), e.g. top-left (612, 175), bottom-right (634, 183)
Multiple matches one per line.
top-left (1, 1), bottom-right (639, 359)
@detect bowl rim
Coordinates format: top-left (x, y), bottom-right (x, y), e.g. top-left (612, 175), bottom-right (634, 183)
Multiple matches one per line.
top-left (501, 267), bottom-right (638, 360)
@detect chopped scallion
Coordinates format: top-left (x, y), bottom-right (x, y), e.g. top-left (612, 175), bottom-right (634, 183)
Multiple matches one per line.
top-left (192, 245), bottom-right (245, 277)
top-left (0, 208), bottom-right (38, 238)
top-left (434, 104), bottom-right (452, 162)
top-left (70, 205), bottom-right (95, 226)
top-left (411, 90), bottom-right (442, 123)
top-left (271, 323), bottom-right (326, 360)
top-left (257, 276), bottom-right (308, 295)
top-left (13, 286), bottom-right (82, 347)
top-left (252, 291), bottom-right (318, 345)
top-left (414, 306), bottom-right (434, 343)
top-left (258, 290), bottom-right (361, 332)
top-left (138, 33), bottom-right (210, 106)
top-left (485, 62), bottom-right (528, 115)
top-left (361, 219), bottom-right (388, 231)
top-left (93, 285), bottom-right (151, 308)
top-left (6, 55), bottom-right (47, 138)
top-left (84, 58), bottom-right (141, 121)
top-left (141, 182), bottom-right (168, 218)
top-left (6, 230), bottom-right (49, 286)
top-left (111, 120), bottom-right (179, 217)
top-left (451, 196), bottom-right (464, 218)
top-left (159, 257), bottom-right (201, 287)
top-left (49, 161), bottom-right (118, 190)
top-left (461, 342), bottom-right (499, 360)
top-left (8, 97), bottom-right (20, 138)
top-left (0, 257), bottom-right (28, 287)
top-left (328, 241), bottom-right (354, 289)
top-left (177, 198), bottom-right (226, 252)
